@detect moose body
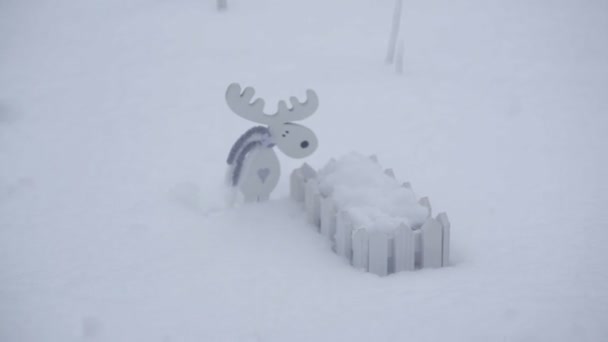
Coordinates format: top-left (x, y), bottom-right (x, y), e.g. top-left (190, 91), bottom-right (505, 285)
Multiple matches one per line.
top-left (225, 83), bottom-right (319, 202)
top-left (234, 145), bottom-right (280, 202)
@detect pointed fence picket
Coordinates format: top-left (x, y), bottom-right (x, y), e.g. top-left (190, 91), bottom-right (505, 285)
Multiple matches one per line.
top-left (291, 163), bottom-right (316, 202)
top-left (418, 197), bottom-right (432, 217)
top-left (437, 212), bottom-right (450, 267)
top-left (290, 162), bottom-right (451, 276)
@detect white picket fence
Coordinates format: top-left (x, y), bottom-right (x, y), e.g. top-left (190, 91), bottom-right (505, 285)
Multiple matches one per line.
top-left (290, 161), bottom-right (450, 276)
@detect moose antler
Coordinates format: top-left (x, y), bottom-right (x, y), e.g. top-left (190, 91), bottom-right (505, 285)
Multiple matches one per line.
top-left (226, 83), bottom-right (318, 125)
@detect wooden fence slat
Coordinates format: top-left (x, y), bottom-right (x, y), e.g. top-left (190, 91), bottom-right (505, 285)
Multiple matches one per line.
top-left (304, 180), bottom-right (313, 225)
top-left (437, 212), bottom-right (450, 267)
top-left (418, 197), bottom-right (432, 217)
top-left (304, 180), bottom-right (321, 229)
top-left (414, 229), bottom-right (422, 269)
top-left (421, 217), bottom-right (443, 268)
top-left (299, 163), bottom-right (317, 180)
top-left (369, 231), bottom-right (389, 276)
top-left (320, 197), bottom-right (337, 240)
top-left (394, 223), bottom-right (415, 271)
top-left (352, 229), bottom-right (369, 271)
top-left (290, 169), bottom-right (305, 202)
top-left (335, 211), bottom-right (353, 261)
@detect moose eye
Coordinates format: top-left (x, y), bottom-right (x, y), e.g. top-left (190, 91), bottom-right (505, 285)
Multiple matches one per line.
top-left (300, 141), bottom-right (309, 148)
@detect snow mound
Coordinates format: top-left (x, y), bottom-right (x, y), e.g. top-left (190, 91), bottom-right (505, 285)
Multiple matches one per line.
top-left (317, 153), bottom-right (429, 231)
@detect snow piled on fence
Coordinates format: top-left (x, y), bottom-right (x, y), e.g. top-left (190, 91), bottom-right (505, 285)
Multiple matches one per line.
top-left (318, 153), bottom-right (428, 230)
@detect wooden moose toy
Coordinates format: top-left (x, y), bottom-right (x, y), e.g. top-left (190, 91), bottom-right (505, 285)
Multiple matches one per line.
top-left (225, 83), bottom-right (319, 202)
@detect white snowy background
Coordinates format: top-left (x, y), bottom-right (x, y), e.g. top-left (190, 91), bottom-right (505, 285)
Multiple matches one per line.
top-left (1, 0), bottom-right (607, 341)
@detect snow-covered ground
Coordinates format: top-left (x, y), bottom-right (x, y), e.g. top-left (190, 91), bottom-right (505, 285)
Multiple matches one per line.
top-left (1, 0), bottom-right (607, 341)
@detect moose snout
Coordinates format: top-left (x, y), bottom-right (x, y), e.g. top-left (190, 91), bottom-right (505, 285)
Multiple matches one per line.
top-left (270, 123), bottom-right (317, 158)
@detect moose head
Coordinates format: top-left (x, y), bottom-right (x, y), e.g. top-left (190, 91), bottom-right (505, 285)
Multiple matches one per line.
top-left (225, 83), bottom-right (319, 158)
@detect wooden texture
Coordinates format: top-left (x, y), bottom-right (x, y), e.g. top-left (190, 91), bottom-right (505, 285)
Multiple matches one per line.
top-left (437, 212), bottom-right (450, 267)
top-left (394, 223), bottom-right (415, 271)
top-left (369, 231), bottom-right (390, 276)
top-left (421, 218), bottom-right (443, 268)
top-left (304, 180), bottom-right (321, 229)
top-left (352, 229), bottom-right (369, 271)
top-left (225, 83), bottom-right (319, 202)
top-left (290, 158), bottom-right (451, 275)
top-left (320, 197), bottom-right (337, 240)
top-left (290, 169), bottom-right (305, 202)
top-left (335, 211), bottom-right (353, 260)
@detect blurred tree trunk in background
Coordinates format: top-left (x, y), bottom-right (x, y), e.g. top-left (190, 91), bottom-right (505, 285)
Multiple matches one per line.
top-left (217, 0), bottom-right (227, 11)
top-left (386, 0), bottom-right (403, 64)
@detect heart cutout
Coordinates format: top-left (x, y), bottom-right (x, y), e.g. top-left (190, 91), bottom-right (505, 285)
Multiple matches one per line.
top-left (257, 168), bottom-right (270, 183)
